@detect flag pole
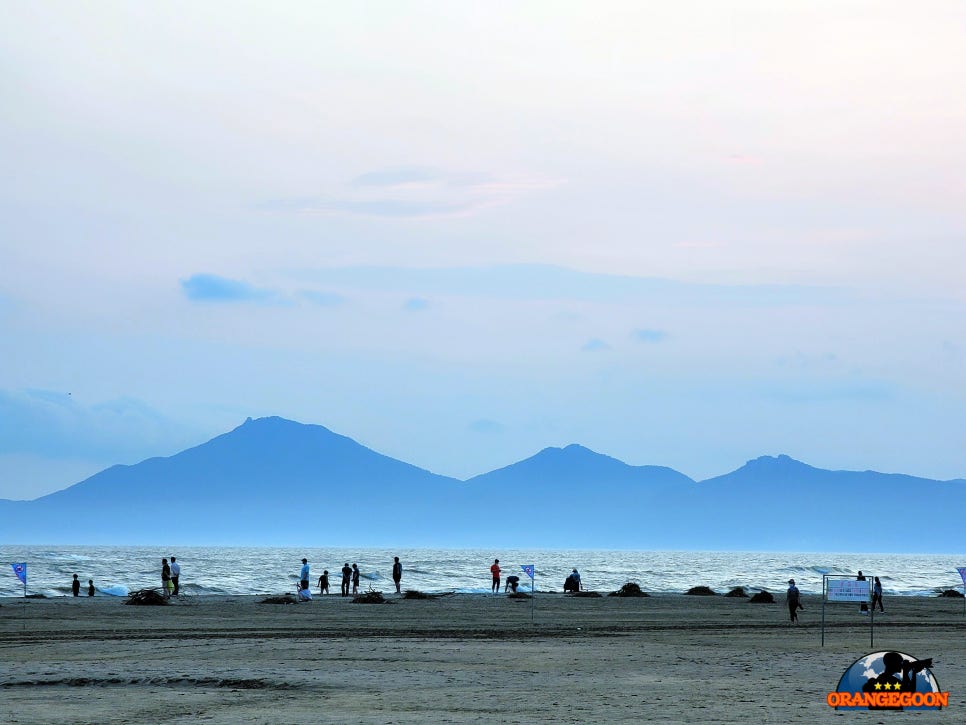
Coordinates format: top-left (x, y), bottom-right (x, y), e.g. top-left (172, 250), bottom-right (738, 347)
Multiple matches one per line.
top-left (531, 568), bottom-right (535, 626)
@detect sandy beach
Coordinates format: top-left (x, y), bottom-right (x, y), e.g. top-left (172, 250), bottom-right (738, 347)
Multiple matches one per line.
top-left (3, 591), bottom-right (965, 724)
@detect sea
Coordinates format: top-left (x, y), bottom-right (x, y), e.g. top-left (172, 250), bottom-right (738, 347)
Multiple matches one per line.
top-left (2, 546), bottom-right (964, 599)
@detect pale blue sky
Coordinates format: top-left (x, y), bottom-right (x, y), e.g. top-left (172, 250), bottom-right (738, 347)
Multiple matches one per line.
top-left (2, 2), bottom-right (964, 498)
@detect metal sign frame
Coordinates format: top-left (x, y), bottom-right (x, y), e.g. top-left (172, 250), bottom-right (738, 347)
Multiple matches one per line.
top-left (821, 574), bottom-right (874, 648)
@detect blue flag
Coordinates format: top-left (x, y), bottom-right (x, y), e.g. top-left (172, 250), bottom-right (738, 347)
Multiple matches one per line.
top-left (11, 563), bottom-right (27, 585)
top-left (957, 567), bottom-right (966, 586)
top-left (521, 564), bottom-right (534, 579)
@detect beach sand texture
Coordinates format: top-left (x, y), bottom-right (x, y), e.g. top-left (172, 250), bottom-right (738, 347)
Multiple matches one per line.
top-left (3, 592), bottom-right (965, 724)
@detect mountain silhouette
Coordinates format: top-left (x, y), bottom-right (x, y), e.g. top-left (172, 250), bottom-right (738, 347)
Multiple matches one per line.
top-left (1, 418), bottom-right (963, 550)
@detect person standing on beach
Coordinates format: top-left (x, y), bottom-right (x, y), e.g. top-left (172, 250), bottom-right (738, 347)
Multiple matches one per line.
top-left (352, 563), bottom-right (360, 594)
top-left (170, 556), bottom-right (181, 596)
top-left (857, 571), bottom-right (869, 614)
top-left (571, 568), bottom-right (582, 592)
top-left (786, 579), bottom-right (802, 623)
top-left (490, 559), bottom-right (501, 593)
top-left (71, 574), bottom-right (80, 597)
top-left (161, 558), bottom-right (172, 598)
top-left (318, 570), bottom-right (330, 595)
top-left (299, 558), bottom-right (310, 592)
top-left (392, 556), bottom-right (403, 594)
top-left (87, 579), bottom-right (95, 597)
top-left (872, 576), bottom-right (885, 613)
top-left (341, 563), bottom-right (352, 596)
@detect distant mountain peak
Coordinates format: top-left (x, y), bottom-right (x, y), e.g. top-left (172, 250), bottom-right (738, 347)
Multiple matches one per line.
top-left (745, 454), bottom-right (813, 469)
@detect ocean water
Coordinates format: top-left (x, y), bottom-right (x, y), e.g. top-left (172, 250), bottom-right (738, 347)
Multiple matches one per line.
top-left (1, 546), bottom-right (964, 599)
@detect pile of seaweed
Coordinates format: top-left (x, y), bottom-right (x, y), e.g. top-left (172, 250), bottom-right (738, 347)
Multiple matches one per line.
top-left (259, 595), bottom-right (297, 604)
top-left (404, 590), bottom-right (449, 600)
top-left (749, 591), bottom-right (775, 603)
top-left (938, 589), bottom-right (964, 598)
top-left (608, 582), bottom-right (649, 597)
top-left (507, 591), bottom-right (532, 599)
top-left (684, 586), bottom-right (717, 596)
top-left (571, 591), bottom-right (602, 598)
top-left (125, 589), bottom-right (168, 606)
top-left (352, 589), bottom-right (386, 604)
top-left (724, 587), bottom-right (748, 598)
top-left (25, 594), bottom-right (47, 599)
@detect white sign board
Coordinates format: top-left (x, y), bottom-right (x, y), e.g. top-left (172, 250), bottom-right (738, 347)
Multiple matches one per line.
top-left (827, 579), bottom-right (870, 602)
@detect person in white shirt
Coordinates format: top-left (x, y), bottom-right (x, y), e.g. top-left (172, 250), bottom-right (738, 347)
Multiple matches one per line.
top-left (170, 556), bottom-right (181, 596)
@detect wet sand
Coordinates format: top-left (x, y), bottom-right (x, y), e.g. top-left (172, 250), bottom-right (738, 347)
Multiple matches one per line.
top-left (2, 591), bottom-right (965, 723)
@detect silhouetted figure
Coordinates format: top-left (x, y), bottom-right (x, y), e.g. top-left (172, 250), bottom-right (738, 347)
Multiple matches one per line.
top-left (861, 651), bottom-right (932, 710)
top-left (872, 576), bottom-right (884, 612)
top-left (170, 556), bottom-right (181, 596)
top-left (786, 578), bottom-right (802, 623)
top-left (341, 563), bottom-right (352, 596)
top-left (161, 558), bottom-right (172, 598)
top-left (352, 564), bottom-right (360, 594)
top-left (87, 579), bottom-right (95, 597)
top-left (857, 571), bottom-right (869, 614)
top-left (392, 557), bottom-right (403, 594)
top-left (71, 574), bottom-right (80, 597)
top-left (299, 558), bottom-right (310, 592)
top-left (317, 570), bottom-right (329, 595)
top-left (505, 575), bottom-right (520, 593)
top-left (490, 559), bottom-right (501, 593)
top-left (564, 568), bottom-right (582, 592)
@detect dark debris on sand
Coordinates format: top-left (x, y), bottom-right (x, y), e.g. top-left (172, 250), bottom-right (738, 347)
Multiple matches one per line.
top-left (259, 595), bottom-right (297, 604)
top-left (608, 582), bottom-right (649, 597)
top-left (724, 587), bottom-right (748, 598)
top-left (749, 591), bottom-right (775, 603)
top-left (125, 589), bottom-right (168, 606)
top-left (571, 591), bottom-right (602, 598)
top-left (507, 592), bottom-right (532, 599)
top-left (352, 589), bottom-right (386, 604)
top-left (684, 586), bottom-right (717, 596)
top-left (403, 590), bottom-right (451, 600)
top-left (938, 589), bottom-right (965, 598)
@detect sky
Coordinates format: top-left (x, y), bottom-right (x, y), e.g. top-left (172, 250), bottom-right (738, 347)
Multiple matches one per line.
top-left (1, 1), bottom-right (964, 499)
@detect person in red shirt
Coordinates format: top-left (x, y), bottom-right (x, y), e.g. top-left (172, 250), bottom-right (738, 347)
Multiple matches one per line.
top-left (490, 559), bottom-right (501, 593)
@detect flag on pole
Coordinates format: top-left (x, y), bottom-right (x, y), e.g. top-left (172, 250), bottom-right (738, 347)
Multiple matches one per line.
top-left (11, 563), bottom-right (27, 585)
top-left (957, 567), bottom-right (966, 586)
top-left (521, 564), bottom-right (534, 579)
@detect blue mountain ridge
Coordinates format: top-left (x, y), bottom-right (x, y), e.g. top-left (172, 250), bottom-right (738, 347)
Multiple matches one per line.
top-left (2, 417), bottom-right (963, 550)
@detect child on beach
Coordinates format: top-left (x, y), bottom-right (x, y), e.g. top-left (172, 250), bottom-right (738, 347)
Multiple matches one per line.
top-left (318, 570), bottom-right (329, 595)
top-left (87, 579), bottom-right (95, 597)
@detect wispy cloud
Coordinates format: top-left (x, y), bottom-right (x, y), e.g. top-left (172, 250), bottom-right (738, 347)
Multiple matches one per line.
top-left (468, 419), bottom-right (505, 434)
top-left (403, 297), bottom-right (430, 311)
top-left (634, 329), bottom-right (669, 343)
top-left (292, 264), bottom-right (849, 307)
top-left (181, 274), bottom-right (281, 304)
top-left (582, 338), bottom-right (611, 352)
top-left (760, 379), bottom-right (895, 404)
top-left (259, 167), bottom-right (563, 219)
top-left (298, 290), bottom-right (345, 307)
top-left (0, 388), bottom-right (199, 463)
